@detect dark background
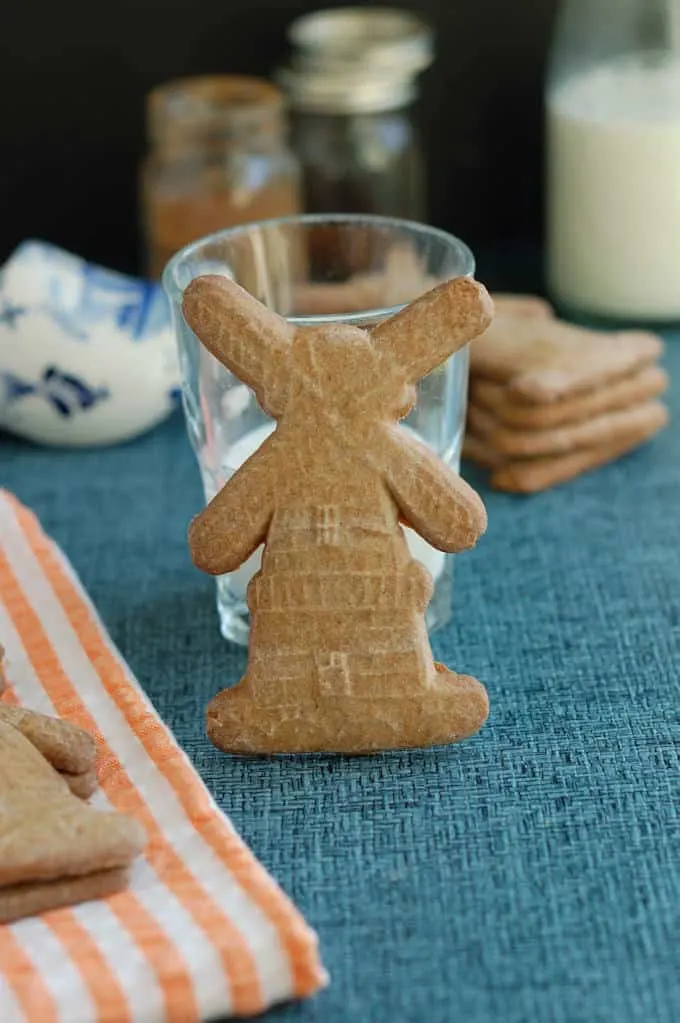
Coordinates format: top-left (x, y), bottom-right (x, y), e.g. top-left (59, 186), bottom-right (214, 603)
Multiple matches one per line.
top-left (1, 0), bottom-right (558, 276)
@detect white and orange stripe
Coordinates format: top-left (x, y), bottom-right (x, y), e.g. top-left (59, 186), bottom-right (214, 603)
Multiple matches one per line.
top-left (0, 491), bottom-right (327, 1023)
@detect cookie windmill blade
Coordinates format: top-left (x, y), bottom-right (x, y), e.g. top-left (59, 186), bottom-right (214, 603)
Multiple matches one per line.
top-left (181, 275), bottom-right (293, 574)
top-left (182, 274), bottom-right (294, 418)
top-left (371, 276), bottom-right (494, 384)
top-left (367, 277), bottom-right (492, 552)
top-left (377, 424), bottom-right (487, 553)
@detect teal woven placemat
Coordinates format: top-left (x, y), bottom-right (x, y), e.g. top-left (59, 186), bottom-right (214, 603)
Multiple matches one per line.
top-left (3, 338), bottom-right (678, 1023)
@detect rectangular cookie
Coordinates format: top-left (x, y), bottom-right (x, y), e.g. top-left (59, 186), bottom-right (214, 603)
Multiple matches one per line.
top-left (467, 399), bottom-right (667, 458)
top-left (462, 432), bottom-right (506, 470)
top-left (471, 364), bottom-right (668, 429)
top-left (491, 294), bottom-right (554, 320)
top-left (470, 314), bottom-right (663, 403)
top-left (464, 404), bottom-right (668, 493)
top-left (293, 242), bottom-right (439, 316)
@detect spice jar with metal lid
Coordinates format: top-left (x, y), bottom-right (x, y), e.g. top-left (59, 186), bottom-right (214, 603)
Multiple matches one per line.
top-left (277, 7), bottom-right (433, 222)
top-left (140, 75), bottom-right (302, 279)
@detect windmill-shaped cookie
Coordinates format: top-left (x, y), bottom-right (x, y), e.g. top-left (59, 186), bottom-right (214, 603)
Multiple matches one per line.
top-left (183, 274), bottom-right (494, 754)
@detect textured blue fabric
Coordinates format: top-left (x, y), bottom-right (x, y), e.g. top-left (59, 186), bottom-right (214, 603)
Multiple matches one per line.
top-left (2, 338), bottom-right (679, 1023)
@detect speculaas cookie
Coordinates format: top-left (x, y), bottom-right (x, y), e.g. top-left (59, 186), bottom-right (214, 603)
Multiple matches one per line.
top-left (0, 719), bottom-right (144, 918)
top-left (0, 644), bottom-right (7, 696)
top-left (0, 704), bottom-right (97, 775)
top-left (491, 294), bottom-right (554, 320)
top-left (462, 432), bottom-right (506, 471)
top-left (182, 273), bottom-right (493, 754)
top-left (467, 398), bottom-right (667, 458)
top-left (471, 364), bottom-right (668, 429)
top-left (471, 315), bottom-right (663, 402)
top-left (0, 867), bottom-right (131, 925)
top-left (61, 766), bottom-right (99, 800)
top-left (292, 242), bottom-right (439, 317)
top-left (464, 403), bottom-right (668, 493)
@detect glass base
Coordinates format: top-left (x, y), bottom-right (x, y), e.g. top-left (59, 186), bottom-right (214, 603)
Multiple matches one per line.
top-left (216, 575), bottom-right (252, 646)
top-left (216, 556), bottom-right (455, 647)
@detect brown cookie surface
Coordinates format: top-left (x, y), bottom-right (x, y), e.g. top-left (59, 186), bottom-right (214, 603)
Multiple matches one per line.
top-left (472, 365), bottom-right (668, 429)
top-left (467, 399), bottom-right (667, 458)
top-left (61, 766), bottom-right (99, 800)
top-left (464, 404), bottom-right (668, 493)
top-left (0, 866), bottom-right (130, 925)
top-left (462, 432), bottom-right (507, 470)
top-left (0, 719), bottom-right (144, 887)
top-left (0, 704), bottom-right (97, 774)
top-left (492, 411), bottom-right (667, 492)
top-left (471, 315), bottom-right (663, 402)
top-left (293, 242), bottom-right (440, 317)
top-left (183, 274), bottom-right (493, 754)
top-left (491, 294), bottom-right (555, 320)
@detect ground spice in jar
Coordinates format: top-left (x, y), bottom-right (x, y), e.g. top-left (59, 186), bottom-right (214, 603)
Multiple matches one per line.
top-left (141, 76), bottom-right (302, 278)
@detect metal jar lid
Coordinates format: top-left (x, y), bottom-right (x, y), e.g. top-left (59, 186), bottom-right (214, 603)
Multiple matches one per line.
top-left (289, 7), bottom-right (433, 75)
top-left (278, 7), bottom-right (434, 115)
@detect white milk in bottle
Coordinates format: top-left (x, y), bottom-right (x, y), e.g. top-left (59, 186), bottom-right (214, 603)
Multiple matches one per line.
top-left (547, 52), bottom-right (680, 320)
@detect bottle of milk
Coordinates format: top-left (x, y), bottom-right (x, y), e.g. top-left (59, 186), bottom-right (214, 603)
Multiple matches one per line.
top-left (546, 0), bottom-right (680, 321)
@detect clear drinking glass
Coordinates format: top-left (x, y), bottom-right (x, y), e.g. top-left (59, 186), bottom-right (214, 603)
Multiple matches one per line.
top-left (163, 213), bottom-right (475, 646)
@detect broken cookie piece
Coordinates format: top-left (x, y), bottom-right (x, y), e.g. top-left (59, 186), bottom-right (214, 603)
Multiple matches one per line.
top-left (0, 719), bottom-right (144, 921)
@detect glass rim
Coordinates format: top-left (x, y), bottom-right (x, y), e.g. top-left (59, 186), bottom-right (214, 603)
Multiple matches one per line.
top-left (162, 212), bottom-right (476, 327)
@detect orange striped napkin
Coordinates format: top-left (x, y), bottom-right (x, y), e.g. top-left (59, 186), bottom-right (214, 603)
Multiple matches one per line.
top-left (0, 490), bottom-right (327, 1023)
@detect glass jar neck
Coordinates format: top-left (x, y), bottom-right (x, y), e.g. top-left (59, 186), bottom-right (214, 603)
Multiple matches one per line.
top-left (277, 67), bottom-right (417, 116)
top-left (147, 75), bottom-right (286, 154)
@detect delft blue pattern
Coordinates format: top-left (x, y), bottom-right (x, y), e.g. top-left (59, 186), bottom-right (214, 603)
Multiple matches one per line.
top-left (3, 240), bottom-right (171, 344)
top-left (0, 301), bottom-right (27, 329)
top-left (2, 366), bottom-right (109, 418)
top-left (80, 265), bottom-right (170, 341)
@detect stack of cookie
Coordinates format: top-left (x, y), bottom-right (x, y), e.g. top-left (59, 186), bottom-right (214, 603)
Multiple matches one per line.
top-left (0, 704), bottom-right (144, 923)
top-left (464, 297), bottom-right (669, 493)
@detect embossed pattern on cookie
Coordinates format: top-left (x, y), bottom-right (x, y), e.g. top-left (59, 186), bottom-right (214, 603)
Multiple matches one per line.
top-left (182, 274), bottom-right (494, 754)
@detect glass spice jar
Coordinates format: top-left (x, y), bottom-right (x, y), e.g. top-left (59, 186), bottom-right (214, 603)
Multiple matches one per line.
top-left (277, 7), bottom-right (433, 224)
top-left (140, 75), bottom-right (302, 279)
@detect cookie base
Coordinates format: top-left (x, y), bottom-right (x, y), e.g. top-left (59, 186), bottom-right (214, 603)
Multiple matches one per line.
top-left (206, 665), bottom-right (489, 755)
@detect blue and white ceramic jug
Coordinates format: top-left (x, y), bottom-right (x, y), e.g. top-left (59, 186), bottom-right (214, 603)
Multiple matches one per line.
top-left (0, 241), bottom-right (180, 446)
